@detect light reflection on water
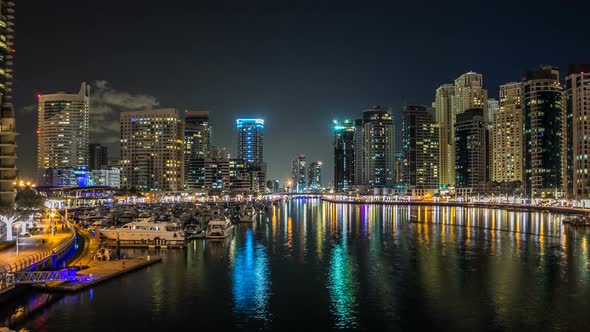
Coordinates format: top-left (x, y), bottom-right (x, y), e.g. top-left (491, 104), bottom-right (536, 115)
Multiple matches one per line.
top-left (4, 200), bottom-right (590, 331)
top-left (231, 228), bottom-right (270, 319)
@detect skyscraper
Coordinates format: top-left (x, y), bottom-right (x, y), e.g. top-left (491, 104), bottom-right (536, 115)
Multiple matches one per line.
top-left (184, 111), bottom-right (211, 189)
top-left (120, 108), bottom-right (184, 191)
top-left (523, 66), bottom-right (564, 198)
top-left (88, 143), bottom-right (108, 171)
top-left (492, 82), bottom-right (523, 183)
top-left (236, 119), bottom-right (264, 164)
top-left (434, 84), bottom-right (455, 187)
top-left (0, 0), bottom-right (16, 205)
top-left (487, 98), bottom-right (499, 127)
top-left (37, 83), bottom-right (90, 181)
top-left (455, 108), bottom-right (487, 190)
top-left (565, 64), bottom-right (590, 198)
top-left (307, 161), bottom-right (322, 190)
top-left (436, 72), bottom-right (488, 188)
top-left (333, 120), bottom-right (355, 192)
top-left (291, 155), bottom-right (306, 193)
top-left (354, 106), bottom-right (396, 187)
top-left (402, 105), bottom-right (439, 192)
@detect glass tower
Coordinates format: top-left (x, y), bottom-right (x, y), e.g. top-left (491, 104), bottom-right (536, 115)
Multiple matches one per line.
top-left (236, 119), bottom-right (264, 164)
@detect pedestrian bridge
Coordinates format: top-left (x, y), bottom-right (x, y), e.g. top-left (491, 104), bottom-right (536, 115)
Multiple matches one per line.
top-left (0, 269), bottom-right (78, 294)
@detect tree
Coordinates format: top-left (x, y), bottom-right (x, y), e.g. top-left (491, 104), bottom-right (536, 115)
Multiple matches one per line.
top-left (0, 207), bottom-right (20, 241)
top-left (15, 187), bottom-right (45, 229)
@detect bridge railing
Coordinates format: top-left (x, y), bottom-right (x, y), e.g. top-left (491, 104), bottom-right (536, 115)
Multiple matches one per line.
top-left (0, 221), bottom-right (76, 274)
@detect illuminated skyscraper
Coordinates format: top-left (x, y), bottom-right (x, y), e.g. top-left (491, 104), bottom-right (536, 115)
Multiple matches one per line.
top-left (333, 120), bottom-right (355, 192)
top-left (236, 119), bottom-right (264, 164)
top-left (354, 106), bottom-right (396, 187)
top-left (307, 161), bottom-right (322, 190)
top-left (402, 105), bottom-right (439, 191)
top-left (0, 0), bottom-right (16, 204)
top-left (37, 83), bottom-right (90, 182)
top-left (184, 111), bottom-right (211, 189)
top-left (523, 66), bottom-right (564, 198)
top-left (455, 108), bottom-right (487, 190)
top-left (492, 82), bottom-right (523, 183)
top-left (434, 84), bottom-right (455, 187)
top-left (565, 64), bottom-right (590, 198)
top-left (291, 155), bottom-right (306, 193)
top-left (120, 108), bottom-right (184, 191)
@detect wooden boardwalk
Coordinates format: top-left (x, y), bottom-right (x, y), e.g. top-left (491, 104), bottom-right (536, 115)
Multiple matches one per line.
top-left (33, 255), bottom-right (161, 292)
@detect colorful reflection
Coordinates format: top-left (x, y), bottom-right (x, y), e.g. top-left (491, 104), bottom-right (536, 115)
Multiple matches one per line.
top-left (327, 210), bottom-right (359, 328)
top-left (231, 228), bottom-right (270, 319)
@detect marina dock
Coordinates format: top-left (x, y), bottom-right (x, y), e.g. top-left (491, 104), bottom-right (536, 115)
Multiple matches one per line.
top-left (32, 255), bottom-right (161, 292)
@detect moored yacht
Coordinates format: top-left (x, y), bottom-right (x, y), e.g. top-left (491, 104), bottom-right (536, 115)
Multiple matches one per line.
top-left (205, 218), bottom-right (234, 239)
top-left (101, 221), bottom-right (183, 242)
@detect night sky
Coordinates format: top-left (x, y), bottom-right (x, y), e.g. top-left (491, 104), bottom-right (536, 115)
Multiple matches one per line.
top-left (13, 0), bottom-right (590, 185)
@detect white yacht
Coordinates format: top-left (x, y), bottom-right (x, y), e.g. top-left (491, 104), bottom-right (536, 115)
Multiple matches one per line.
top-left (238, 206), bottom-right (258, 223)
top-left (205, 218), bottom-right (234, 239)
top-left (101, 221), bottom-right (183, 242)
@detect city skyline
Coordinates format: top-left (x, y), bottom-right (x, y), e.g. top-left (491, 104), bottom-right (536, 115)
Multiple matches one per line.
top-left (11, 1), bottom-right (590, 185)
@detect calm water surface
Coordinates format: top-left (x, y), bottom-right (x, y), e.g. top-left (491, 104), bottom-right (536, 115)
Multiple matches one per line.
top-left (3, 199), bottom-right (590, 331)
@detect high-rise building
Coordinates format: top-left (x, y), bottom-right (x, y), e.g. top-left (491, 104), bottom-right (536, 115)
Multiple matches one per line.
top-left (333, 120), bottom-right (355, 192)
top-left (492, 82), bottom-right (523, 183)
top-left (0, 0), bottom-right (16, 205)
top-left (487, 98), bottom-right (499, 126)
top-left (354, 106), bottom-right (396, 187)
top-left (436, 72), bottom-right (488, 188)
top-left (90, 169), bottom-right (121, 188)
top-left (291, 155), bottom-right (306, 193)
top-left (37, 83), bottom-right (90, 183)
top-left (184, 111), bottom-right (211, 189)
top-left (88, 143), bottom-right (108, 171)
top-left (307, 161), bottom-right (322, 190)
top-left (236, 119), bottom-right (264, 164)
top-left (455, 108), bottom-right (487, 190)
top-left (434, 84), bottom-right (455, 187)
top-left (523, 66), bottom-right (564, 198)
top-left (120, 108), bottom-right (184, 191)
top-left (452, 72), bottom-right (488, 122)
top-left (565, 64), bottom-right (590, 198)
top-left (402, 105), bottom-right (439, 191)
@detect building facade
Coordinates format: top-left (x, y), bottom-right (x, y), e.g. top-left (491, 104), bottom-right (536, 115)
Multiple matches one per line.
top-left (492, 82), bottom-right (523, 183)
top-left (0, 0), bottom-right (16, 205)
top-left (523, 66), bottom-right (564, 198)
top-left (402, 105), bottom-right (439, 190)
top-left (90, 169), bottom-right (121, 188)
top-left (237, 119), bottom-right (264, 164)
top-left (184, 111), bottom-right (211, 189)
top-left (333, 120), bottom-right (355, 192)
top-left (37, 83), bottom-right (90, 182)
top-left (434, 84), bottom-right (455, 188)
top-left (455, 108), bottom-right (487, 190)
top-left (566, 64), bottom-right (590, 198)
top-left (307, 161), bottom-right (322, 190)
top-left (88, 143), bottom-right (108, 171)
top-left (120, 108), bottom-right (184, 191)
top-left (354, 106), bottom-right (396, 187)
top-left (291, 155), bottom-right (306, 193)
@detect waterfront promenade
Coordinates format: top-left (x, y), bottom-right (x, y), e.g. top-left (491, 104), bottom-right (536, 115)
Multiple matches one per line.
top-left (320, 196), bottom-right (590, 215)
top-left (0, 218), bottom-right (75, 274)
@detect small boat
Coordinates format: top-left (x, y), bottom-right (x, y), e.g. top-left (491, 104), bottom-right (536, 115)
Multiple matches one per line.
top-left (184, 223), bottom-right (206, 240)
top-left (205, 218), bottom-right (234, 239)
top-left (238, 206), bottom-right (258, 223)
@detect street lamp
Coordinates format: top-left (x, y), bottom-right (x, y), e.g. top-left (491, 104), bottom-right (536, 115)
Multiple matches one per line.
top-left (50, 209), bottom-right (56, 236)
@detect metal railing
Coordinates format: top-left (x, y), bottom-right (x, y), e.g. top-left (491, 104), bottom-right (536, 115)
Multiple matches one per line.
top-left (0, 222), bottom-right (76, 274)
